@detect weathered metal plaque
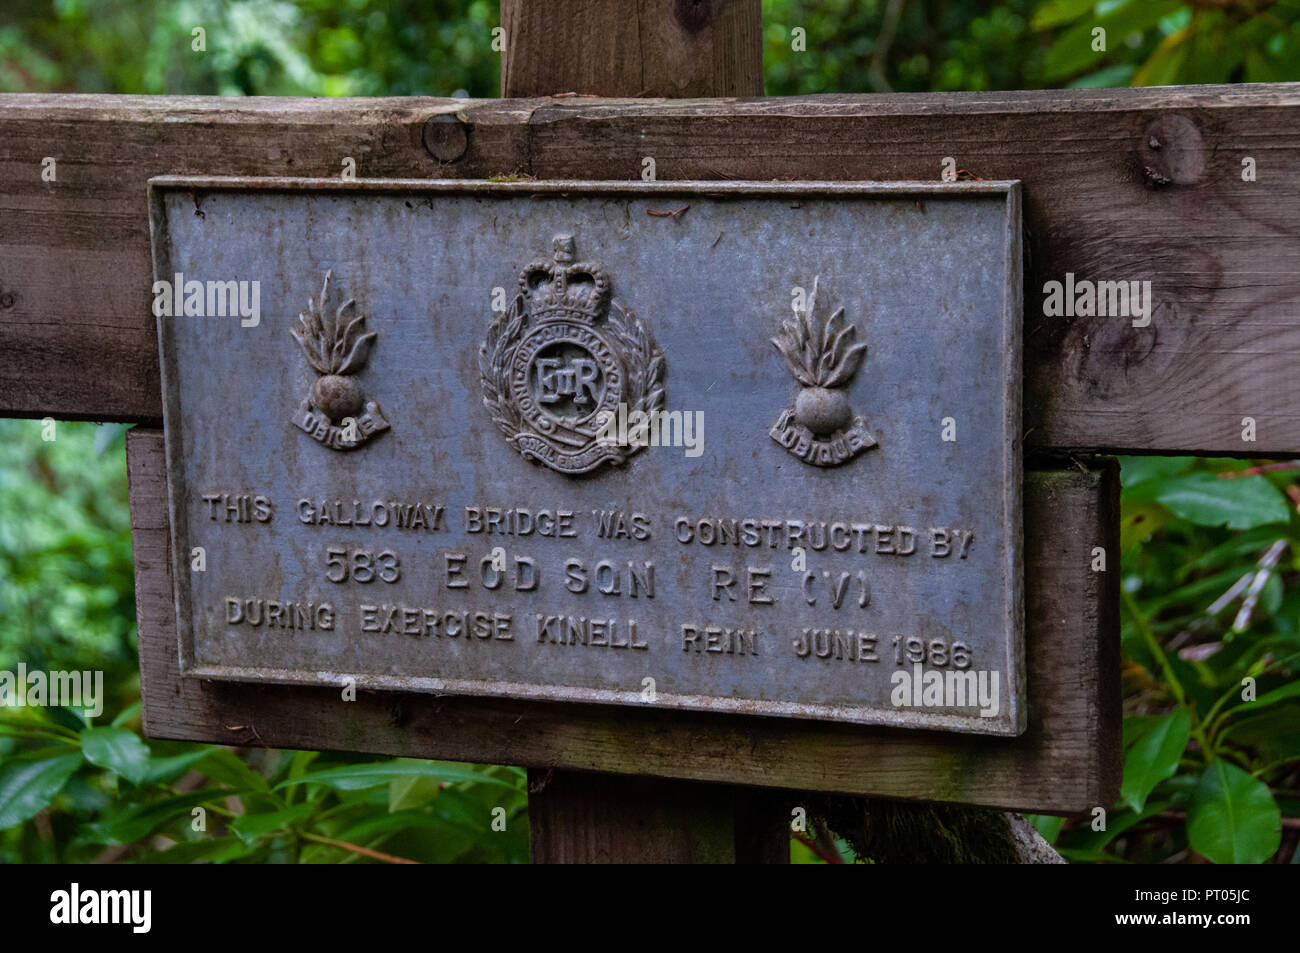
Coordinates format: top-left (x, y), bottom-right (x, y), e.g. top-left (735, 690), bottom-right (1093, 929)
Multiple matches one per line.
top-left (150, 178), bottom-right (1024, 735)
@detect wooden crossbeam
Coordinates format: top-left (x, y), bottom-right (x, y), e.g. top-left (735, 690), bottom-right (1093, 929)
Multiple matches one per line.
top-left (3, 85), bottom-right (1299, 454)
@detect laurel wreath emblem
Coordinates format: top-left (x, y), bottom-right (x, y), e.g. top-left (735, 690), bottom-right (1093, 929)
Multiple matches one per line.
top-left (479, 295), bottom-right (666, 456)
top-left (479, 296), bottom-right (528, 446)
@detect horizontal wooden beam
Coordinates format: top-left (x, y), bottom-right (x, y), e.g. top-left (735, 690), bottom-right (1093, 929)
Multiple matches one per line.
top-left (6, 86), bottom-right (1299, 453)
top-left (128, 428), bottom-right (1120, 815)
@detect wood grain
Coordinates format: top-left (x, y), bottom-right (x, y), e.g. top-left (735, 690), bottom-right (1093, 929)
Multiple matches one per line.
top-left (4, 86), bottom-right (1300, 452)
top-left (527, 768), bottom-right (789, 863)
top-left (501, 0), bottom-right (763, 98)
top-left (127, 428), bottom-right (1120, 815)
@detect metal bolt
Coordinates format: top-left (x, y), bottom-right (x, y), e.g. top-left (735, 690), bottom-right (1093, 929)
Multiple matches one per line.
top-left (423, 114), bottom-right (469, 164)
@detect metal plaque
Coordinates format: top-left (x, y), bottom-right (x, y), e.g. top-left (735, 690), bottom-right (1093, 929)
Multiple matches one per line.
top-left (150, 177), bottom-right (1024, 735)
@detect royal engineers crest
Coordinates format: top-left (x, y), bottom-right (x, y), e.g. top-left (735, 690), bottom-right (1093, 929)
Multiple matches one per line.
top-left (770, 276), bottom-right (878, 467)
top-left (290, 271), bottom-right (390, 451)
top-left (480, 235), bottom-right (665, 475)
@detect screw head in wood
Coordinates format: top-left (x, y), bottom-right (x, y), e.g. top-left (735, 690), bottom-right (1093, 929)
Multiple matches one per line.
top-left (1140, 116), bottom-right (1204, 187)
top-left (423, 114), bottom-right (469, 163)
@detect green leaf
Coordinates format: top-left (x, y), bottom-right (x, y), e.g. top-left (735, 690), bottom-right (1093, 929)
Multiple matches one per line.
top-left (1133, 26), bottom-right (1191, 86)
top-left (1118, 456), bottom-right (1191, 488)
top-left (93, 422), bottom-right (129, 456)
top-left (1033, 0), bottom-right (1099, 30)
top-left (1122, 714), bottom-right (1165, 748)
top-left (1181, 15), bottom-right (1242, 84)
top-left (229, 803), bottom-right (315, 846)
top-left (1120, 500), bottom-right (1173, 555)
top-left (1221, 680), bottom-right (1300, 726)
top-left (1154, 473), bottom-right (1290, 529)
top-left (389, 774), bottom-right (442, 812)
top-left (1252, 680), bottom-right (1300, 709)
top-left (1058, 800), bottom-right (1174, 860)
top-left (1068, 64), bottom-right (1135, 88)
top-left (137, 835), bottom-right (243, 864)
top-left (143, 746), bottom-right (218, 784)
top-left (0, 750), bottom-right (83, 829)
top-left (1025, 814), bottom-right (1065, 843)
top-left (78, 790), bottom-right (233, 846)
top-left (1121, 708), bottom-right (1190, 812)
top-left (197, 749), bottom-right (271, 794)
top-left (276, 759), bottom-right (519, 793)
top-left (1187, 761), bottom-right (1281, 863)
top-left (1261, 573), bottom-right (1284, 617)
top-left (80, 727), bottom-right (152, 784)
top-left (111, 701), bottom-right (143, 728)
top-left (1244, 48), bottom-right (1289, 83)
top-left (44, 706), bottom-right (89, 733)
top-left (1220, 702), bottom-right (1300, 764)
top-left (1044, 0), bottom-right (1185, 80)
top-left (335, 809), bottom-right (471, 843)
top-left (1097, 0), bottom-right (1187, 39)
top-left (1044, 21), bottom-right (1111, 80)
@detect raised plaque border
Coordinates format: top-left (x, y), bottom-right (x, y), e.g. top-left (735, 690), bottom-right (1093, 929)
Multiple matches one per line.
top-left (148, 177), bottom-right (1024, 734)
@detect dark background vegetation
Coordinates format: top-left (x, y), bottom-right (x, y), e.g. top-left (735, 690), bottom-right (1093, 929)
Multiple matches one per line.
top-left (2, 0), bottom-right (1299, 863)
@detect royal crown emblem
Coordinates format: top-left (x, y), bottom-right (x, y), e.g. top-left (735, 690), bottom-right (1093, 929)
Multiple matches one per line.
top-left (480, 235), bottom-right (665, 475)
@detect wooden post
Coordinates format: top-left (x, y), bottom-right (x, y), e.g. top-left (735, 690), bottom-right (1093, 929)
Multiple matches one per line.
top-left (500, 0), bottom-right (763, 98)
top-left (503, 0), bottom-right (777, 863)
top-left (528, 770), bottom-right (790, 863)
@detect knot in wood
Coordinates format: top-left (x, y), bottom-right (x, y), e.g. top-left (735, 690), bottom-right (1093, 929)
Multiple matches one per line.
top-left (423, 114), bottom-right (469, 164)
top-left (674, 0), bottom-right (712, 33)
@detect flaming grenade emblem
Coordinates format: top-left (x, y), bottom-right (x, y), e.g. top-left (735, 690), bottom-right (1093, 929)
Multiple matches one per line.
top-left (770, 277), bottom-right (878, 467)
top-left (291, 271), bottom-right (390, 451)
top-left (480, 235), bottom-right (665, 475)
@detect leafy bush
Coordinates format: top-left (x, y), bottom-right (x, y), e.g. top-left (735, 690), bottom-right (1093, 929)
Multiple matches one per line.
top-left (760, 0), bottom-right (1300, 93)
top-left (1032, 456), bottom-right (1298, 863)
top-left (4, 1), bottom-right (1297, 98)
top-left (0, 421), bottom-right (527, 863)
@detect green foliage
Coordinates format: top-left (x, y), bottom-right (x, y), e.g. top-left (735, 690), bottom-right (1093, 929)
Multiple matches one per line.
top-left (1032, 456), bottom-right (1298, 863)
top-left (4, 1), bottom-right (1296, 99)
top-left (761, 0), bottom-right (1298, 94)
top-left (1120, 708), bottom-right (1189, 812)
top-left (0, 0), bottom-right (500, 96)
top-left (1127, 470), bottom-right (1292, 531)
top-left (1187, 761), bottom-right (1281, 864)
top-left (763, 0), bottom-right (1047, 94)
top-left (0, 421), bottom-right (527, 863)
top-left (0, 750), bottom-right (84, 829)
top-left (1038, 0), bottom-right (1300, 86)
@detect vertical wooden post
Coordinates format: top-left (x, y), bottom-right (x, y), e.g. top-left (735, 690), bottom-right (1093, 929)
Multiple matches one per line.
top-left (501, 0), bottom-right (763, 98)
top-left (528, 770), bottom-right (790, 863)
top-left (504, 0), bottom-right (778, 862)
